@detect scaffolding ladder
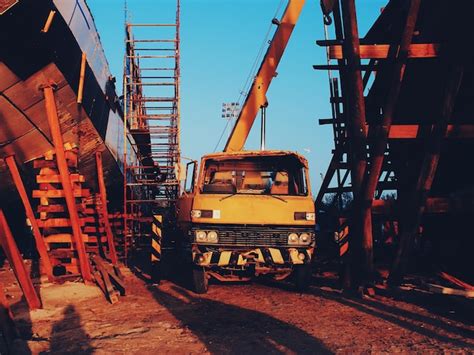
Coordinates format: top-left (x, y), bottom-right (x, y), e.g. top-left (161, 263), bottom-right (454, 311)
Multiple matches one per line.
top-left (123, 2), bottom-right (181, 261)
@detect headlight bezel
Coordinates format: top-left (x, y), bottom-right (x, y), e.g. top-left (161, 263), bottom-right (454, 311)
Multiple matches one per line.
top-left (288, 231), bottom-right (314, 246)
top-left (194, 230), bottom-right (219, 244)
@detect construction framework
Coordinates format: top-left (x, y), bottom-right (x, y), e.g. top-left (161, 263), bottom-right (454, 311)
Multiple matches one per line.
top-left (316, 0), bottom-right (474, 288)
top-left (123, 1), bottom-right (181, 261)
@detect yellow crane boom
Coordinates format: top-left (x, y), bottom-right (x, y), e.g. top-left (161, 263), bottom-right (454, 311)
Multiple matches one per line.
top-left (224, 0), bottom-right (305, 152)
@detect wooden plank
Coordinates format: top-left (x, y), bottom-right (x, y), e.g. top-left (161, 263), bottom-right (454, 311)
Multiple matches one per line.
top-left (37, 218), bottom-right (86, 228)
top-left (45, 233), bottom-right (89, 243)
top-left (43, 86), bottom-right (92, 282)
top-left (0, 210), bottom-right (41, 309)
top-left (5, 156), bottom-right (54, 281)
top-left (328, 43), bottom-right (439, 59)
top-left (438, 271), bottom-right (474, 291)
top-left (38, 204), bottom-right (86, 213)
top-left (32, 189), bottom-right (90, 198)
top-left (36, 174), bottom-right (85, 183)
top-left (387, 124), bottom-right (474, 139)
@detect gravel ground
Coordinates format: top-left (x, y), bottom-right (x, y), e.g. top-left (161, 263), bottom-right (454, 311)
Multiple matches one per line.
top-left (1, 265), bottom-right (473, 354)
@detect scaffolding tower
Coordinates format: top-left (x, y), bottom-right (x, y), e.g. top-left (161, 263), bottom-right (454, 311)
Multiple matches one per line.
top-left (123, 2), bottom-right (181, 260)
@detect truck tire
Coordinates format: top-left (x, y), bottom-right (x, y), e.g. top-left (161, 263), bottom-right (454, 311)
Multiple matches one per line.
top-left (294, 264), bottom-right (312, 292)
top-left (192, 267), bottom-right (208, 294)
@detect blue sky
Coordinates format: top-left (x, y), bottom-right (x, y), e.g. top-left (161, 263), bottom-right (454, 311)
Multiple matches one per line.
top-left (88, 0), bottom-right (386, 193)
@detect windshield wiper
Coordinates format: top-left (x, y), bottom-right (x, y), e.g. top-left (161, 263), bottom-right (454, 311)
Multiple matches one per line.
top-left (269, 195), bottom-right (288, 203)
top-left (219, 193), bottom-right (238, 201)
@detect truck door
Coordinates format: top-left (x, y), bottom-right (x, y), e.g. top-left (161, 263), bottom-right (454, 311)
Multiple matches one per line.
top-left (176, 161), bottom-right (197, 225)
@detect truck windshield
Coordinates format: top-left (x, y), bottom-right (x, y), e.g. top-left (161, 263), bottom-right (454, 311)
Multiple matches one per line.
top-left (201, 156), bottom-right (308, 196)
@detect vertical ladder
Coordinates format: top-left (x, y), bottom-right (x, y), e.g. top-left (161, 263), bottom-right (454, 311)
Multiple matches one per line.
top-left (123, 1), bottom-right (181, 260)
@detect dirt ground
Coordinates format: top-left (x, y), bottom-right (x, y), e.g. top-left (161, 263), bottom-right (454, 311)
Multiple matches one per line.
top-left (1, 264), bottom-right (473, 354)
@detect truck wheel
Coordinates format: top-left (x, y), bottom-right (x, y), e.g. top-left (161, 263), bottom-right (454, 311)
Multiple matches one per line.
top-left (192, 267), bottom-right (208, 294)
top-left (294, 264), bottom-right (312, 292)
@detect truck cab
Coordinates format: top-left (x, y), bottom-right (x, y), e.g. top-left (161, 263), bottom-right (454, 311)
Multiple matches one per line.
top-left (176, 150), bottom-right (316, 293)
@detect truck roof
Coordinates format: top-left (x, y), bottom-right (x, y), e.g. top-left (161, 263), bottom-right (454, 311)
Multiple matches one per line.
top-left (201, 150), bottom-right (309, 167)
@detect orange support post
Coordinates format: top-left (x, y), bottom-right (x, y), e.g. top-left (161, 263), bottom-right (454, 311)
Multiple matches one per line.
top-left (0, 210), bottom-right (41, 310)
top-left (4, 155), bottom-right (54, 282)
top-left (42, 86), bottom-right (92, 282)
top-left (95, 151), bottom-right (118, 265)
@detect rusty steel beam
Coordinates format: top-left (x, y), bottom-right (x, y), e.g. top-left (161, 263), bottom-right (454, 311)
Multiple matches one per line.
top-left (0, 210), bottom-right (42, 310)
top-left (42, 86), bottom-right (92, 282)
top-left (340, 0), bottom-right (369, 288)
top-left (4, 155), bottom-right (54, 282)
top-left (96, 151), bottom-right (118, 265)
top-left (359, 0), bottom-right (422, 281)
top-left (389, 65), bottom-right (465, 285)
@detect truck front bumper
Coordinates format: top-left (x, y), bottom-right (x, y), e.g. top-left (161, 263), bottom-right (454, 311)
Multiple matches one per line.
top-left (192, 246), bottom-right (313, 268)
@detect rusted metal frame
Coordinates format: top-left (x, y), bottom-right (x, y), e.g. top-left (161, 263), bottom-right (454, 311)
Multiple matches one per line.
top-left (42, 86), bottom-right (92, 282)
top-left (0, 283), bottom-right (18, 349)
top-left (0, 210), bottom-right (42, 309)
top-left (96, 152), bottom-right (118, 265)
top-left (389, 65), bottom-right (465, 284)
top-left (340, 0), bottom-right (369, 288)
top-left (358, 0), bottom-right (422, 278)
top-left (4, 156), bottom-right (54, 282)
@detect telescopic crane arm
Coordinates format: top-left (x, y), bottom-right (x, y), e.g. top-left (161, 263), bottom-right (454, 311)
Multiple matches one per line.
top-left (223, 0), bottom-right (305, 152)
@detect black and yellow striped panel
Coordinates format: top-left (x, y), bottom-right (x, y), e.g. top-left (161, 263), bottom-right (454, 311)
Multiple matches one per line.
top-left (151, 215), bottom-right (162, 262)
top-left (192, 247), bottom-right (313, 267)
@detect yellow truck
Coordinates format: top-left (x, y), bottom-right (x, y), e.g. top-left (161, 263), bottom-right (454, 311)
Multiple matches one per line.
top-left (176, 149), bottom-right (315, 293)
top-left (176, 0), bottom-right (313, 293)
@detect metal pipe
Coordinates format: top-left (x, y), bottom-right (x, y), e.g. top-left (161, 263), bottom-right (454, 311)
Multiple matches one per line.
top-left (260, 105), bottom-right (266, 150)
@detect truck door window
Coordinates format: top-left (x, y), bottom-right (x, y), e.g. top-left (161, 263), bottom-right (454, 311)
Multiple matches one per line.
top-left (184, 161), bottom-right (196, 193)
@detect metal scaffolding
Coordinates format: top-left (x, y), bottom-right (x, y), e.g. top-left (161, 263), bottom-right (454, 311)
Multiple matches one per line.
top-left (123, 1), bottom-right (181, 260)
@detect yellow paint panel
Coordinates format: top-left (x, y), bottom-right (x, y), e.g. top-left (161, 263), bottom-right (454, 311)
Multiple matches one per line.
top-left (268, 248), bottom-right (284, 264)
top-left (218, 251), bottom-right (232, 266)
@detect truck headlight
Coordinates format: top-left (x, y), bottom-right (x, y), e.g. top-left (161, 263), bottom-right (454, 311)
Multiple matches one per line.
top-left (299, 233), bottom-right (311, 245)
top-left (305, 213), bottom-right (315, 221)
top-left (195, 230), bottom-right (207, 242)
top-left (288, 233), bottom-right (299, 245)
top-left (207, 230), bottom-right (218, 243)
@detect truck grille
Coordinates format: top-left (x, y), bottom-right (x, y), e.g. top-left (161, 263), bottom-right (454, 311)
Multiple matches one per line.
top-left (192, 225), bottom-right (314, 247)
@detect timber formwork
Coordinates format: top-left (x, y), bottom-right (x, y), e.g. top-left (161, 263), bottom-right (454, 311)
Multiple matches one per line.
top-left (123, 2), bottom-right (181, 262)
top-left (316, 0), bottom-right (474, 287)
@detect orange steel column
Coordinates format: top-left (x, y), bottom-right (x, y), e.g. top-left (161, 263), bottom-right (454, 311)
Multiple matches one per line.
top-left (0, 210), bottom-right (42, 310)
top-left (95, 151), bottom-right (118, 265)
top-left (42, 86), bottom-right (92, 282)
top-left (4, 155), bottom-right (54, 282)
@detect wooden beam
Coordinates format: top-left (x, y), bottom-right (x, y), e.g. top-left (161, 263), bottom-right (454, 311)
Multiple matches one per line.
top-left (328, 43), bottom-right (439, 59)
top-left (341, 0), bottom-right (369, 287)
top-left (390, 65), bottom-right (465, 285)
top-left (0, 210), bottom-right (41, 310)
top-left (42, 86), bottom-right (92, 282)
top-left (359, 0), bottom-right (422, 285)
top-left (386, 124), bottom-right (474, 139)
top-left (4, 156), bottom-right (54, 282)
top-left (96, 152), bottom-right (118, 265)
